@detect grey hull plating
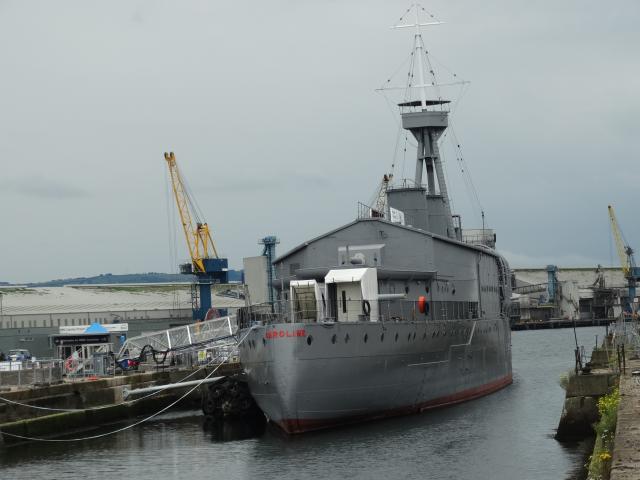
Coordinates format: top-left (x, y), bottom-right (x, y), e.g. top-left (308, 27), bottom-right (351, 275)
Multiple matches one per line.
top-left (240, 316), bottom-right (512, 433)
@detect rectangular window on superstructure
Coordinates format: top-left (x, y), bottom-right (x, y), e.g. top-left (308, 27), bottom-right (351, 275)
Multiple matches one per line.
top-left (341, 290), bottom-right (347, 313)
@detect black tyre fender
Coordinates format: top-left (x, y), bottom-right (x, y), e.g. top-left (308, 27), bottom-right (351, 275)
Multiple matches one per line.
top-left (362, 300), bottom-right (371, 316)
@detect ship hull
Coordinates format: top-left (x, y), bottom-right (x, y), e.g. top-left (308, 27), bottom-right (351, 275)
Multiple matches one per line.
top-left (239, 316), bottom-right (512, 434)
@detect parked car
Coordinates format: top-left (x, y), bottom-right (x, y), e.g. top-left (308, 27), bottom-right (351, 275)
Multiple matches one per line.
top-left (8, 349), bottom-right (31, 361)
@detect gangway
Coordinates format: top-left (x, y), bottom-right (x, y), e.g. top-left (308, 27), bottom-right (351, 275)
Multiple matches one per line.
top-left (512, 283), bottom-right (548, 295)
top-left (117, 315), bottom-right (238, 361)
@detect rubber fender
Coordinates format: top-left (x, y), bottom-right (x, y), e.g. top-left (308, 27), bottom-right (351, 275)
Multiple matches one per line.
top-left (362, 300), bottom-right (371, 316)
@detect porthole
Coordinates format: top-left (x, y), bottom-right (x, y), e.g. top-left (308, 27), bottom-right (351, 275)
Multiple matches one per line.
top-left (395, 333), bottom-right (399, 342)
top-left (364, 333), bottom-right (368, 343)
top-left (307, 335), bottom-right (313, 346)
top-left (345, 333), bottom-right (350, 343)
top-left (331, 334), bottom-right (337, 344)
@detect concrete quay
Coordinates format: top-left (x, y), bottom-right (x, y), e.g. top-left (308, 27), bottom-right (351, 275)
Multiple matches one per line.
top-left (0, 362), bottom-right (241, 443)
top-left (511, 318), bottom-right (611, 331)
top-left (555, 366), bottom-right (617, 441)
top-left (610, 357), bottom-right (640, 480)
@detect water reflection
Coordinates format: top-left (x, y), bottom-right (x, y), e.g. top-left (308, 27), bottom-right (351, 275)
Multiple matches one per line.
top-left (203, 413), bottom-right (266, 441)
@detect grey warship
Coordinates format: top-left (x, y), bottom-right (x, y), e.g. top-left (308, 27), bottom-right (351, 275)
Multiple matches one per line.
top-left (238, 7), bottom-right (512, 434)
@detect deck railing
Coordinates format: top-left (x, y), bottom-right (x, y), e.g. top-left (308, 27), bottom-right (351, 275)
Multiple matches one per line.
top-left (237, 299), bottom-right (482, 327)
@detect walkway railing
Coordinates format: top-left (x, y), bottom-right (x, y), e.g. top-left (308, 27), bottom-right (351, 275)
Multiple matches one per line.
top-left (0, 359), bottom-right (64, 386)
top-left (117, 315), bottom-right (237, 360)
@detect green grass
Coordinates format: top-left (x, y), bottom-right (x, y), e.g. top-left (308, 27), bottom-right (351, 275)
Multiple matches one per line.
top-left (587, 387), bottom-right (619, 480)
top-left (0, 287), bottom-right (36, 294)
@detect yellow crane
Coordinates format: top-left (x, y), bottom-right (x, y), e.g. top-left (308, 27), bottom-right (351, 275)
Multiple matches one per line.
top-left (608, 205), bottom-right (639, 314)
top-left (164, 152), bottom-right (228, 319)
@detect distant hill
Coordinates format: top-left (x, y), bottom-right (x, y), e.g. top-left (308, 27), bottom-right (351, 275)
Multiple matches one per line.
top-left (23, 270), bottom-right (243, 287)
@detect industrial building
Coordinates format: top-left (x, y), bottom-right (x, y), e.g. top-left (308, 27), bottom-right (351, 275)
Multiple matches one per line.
top-left (511, 266), bottom-right (626, 325)
top-left (0, 284), bottom-right (245, 357)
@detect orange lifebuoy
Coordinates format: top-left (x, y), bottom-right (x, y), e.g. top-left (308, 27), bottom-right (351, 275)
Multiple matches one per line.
top-left (64, 357), bottom-right (77, 372)
top-left (418, 296), bottom-right (427, 314)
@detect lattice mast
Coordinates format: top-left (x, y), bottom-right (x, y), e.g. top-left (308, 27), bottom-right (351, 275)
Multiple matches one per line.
top-left (392, 4), bottom-right (455, 238)
top-left (259, 236), bottom-right (280, 304)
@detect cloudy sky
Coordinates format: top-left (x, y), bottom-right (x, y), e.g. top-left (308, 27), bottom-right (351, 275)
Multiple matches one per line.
top-left (1, 0), bottom-right (638, 283)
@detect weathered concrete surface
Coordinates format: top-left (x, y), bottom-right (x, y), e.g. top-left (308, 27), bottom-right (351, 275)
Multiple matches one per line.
top-left (590, 348), bottom-right (612, 369)
top-left (0, 393), bottom-right (188, 444)
top-left (0, 362), bottom-right (242, 424)
top-left (565, 370), bottom-right (617, 397)
top-left (556, 369), bottom-right (618, 441)
top-left (0, 362), bottom-right (243, 443)
top-left (610, 358), bottom-right (640, 480)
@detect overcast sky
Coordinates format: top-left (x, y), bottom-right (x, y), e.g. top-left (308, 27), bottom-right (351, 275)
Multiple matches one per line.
top-left (1, 0), bottom-right (638, 283)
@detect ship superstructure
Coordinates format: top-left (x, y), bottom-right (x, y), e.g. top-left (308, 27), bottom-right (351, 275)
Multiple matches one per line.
top-left (238, 5), bottom-right (512, 434)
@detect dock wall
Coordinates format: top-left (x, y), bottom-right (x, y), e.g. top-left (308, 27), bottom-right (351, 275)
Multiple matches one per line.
top-left (0, 363), bottom-right (241, 443)
top-left (610, 358), bottom-right (640, 480)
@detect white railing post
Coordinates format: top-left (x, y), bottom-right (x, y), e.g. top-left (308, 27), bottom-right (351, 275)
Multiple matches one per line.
top-left (186, 325), bottom-right (193, 346)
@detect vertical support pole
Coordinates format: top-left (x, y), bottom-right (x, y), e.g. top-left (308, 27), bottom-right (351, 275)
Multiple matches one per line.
top-left (186, 325), bottom-right (193, 346)
top-left (431, 133), bottom-right (454, 237)
top-left (415, 132), bottom-right (424, 186)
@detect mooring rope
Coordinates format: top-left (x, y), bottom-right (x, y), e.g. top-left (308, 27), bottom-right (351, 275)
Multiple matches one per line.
top-left (0, 327), bottom-right (255, 442)
top-left (0, 347), bottom-right (234, 412)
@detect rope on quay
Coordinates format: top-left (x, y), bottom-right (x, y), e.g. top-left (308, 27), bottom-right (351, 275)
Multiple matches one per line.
top-left (0, 344), bottom-right (237, 413)
top-left (0, 327), bottom-right (255, 442)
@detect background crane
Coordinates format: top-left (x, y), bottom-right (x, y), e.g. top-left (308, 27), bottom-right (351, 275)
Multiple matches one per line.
top-left (368, 173), bottom-right (393, 218)
top-left (164, 152), bottom-right (228, 320)
top-left (608, 204), bottom-right (640, 315)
